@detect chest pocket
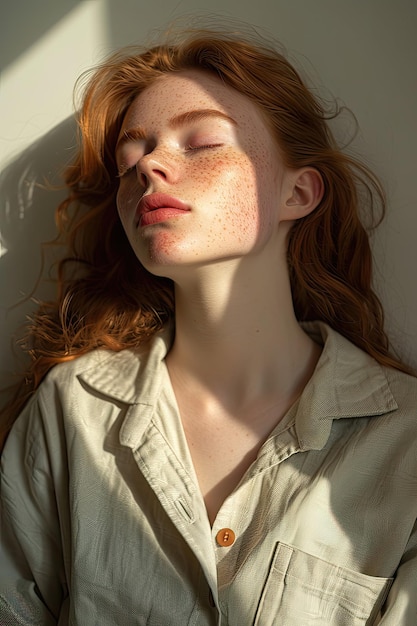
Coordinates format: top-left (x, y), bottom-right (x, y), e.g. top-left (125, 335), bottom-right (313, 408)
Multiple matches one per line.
top-left (254, 542), bottom-right (393, 626)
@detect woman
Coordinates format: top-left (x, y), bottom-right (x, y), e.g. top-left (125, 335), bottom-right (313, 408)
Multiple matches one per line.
top-left (1, 28), bottom-right (416, 625)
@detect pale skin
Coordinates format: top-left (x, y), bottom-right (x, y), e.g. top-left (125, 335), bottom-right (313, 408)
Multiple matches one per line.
top-left (116, 70), bottom-right (324, 524)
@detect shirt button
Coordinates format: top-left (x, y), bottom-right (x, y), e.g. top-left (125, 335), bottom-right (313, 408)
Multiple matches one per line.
top-left (216, 528), bottom-right (236, 546)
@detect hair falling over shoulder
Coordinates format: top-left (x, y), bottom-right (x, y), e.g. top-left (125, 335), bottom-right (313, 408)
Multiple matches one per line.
top-left (1, 25), bottom-right (414, 449)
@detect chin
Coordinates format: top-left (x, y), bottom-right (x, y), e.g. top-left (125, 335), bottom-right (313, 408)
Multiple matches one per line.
top-left (135, 235), bottom-right (201, 272)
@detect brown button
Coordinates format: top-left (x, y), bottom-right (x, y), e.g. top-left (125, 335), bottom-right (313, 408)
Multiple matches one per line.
top-left (215, 528), bottom-right (236, 546)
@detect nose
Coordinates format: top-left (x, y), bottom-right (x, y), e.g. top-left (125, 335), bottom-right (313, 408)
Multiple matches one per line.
top-left (136, 147), bottom-right (177, 189)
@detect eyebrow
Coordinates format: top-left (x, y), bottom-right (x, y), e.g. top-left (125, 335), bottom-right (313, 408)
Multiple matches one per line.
top-left (116, 109), bottom-right (237, 152)
top-left (169, 109), bottom-right (237, 129)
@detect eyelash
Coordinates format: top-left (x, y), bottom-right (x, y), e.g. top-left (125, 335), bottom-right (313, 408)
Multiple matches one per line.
top-left (184, 143), bottom-right (222, 152)
top-left (117, 165), bottom-right (135, 178)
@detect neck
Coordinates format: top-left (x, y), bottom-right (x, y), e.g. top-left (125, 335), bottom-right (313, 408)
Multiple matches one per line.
top-left (166, 257), bottom-right (321, 412)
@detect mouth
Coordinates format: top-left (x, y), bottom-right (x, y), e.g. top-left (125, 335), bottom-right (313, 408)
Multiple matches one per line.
top-left (136, 192), bottom-right (190, 227)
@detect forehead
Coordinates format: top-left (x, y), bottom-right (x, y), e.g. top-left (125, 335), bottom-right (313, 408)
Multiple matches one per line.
top-left (120, 69), bottom-right (269, 133)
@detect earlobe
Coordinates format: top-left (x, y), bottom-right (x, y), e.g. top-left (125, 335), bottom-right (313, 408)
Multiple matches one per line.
top-left (283, 167), bottom-right (324, 221)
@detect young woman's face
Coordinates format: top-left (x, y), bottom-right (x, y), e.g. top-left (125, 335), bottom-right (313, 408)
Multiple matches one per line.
top-left (116, 69), bottom-right (292, 277)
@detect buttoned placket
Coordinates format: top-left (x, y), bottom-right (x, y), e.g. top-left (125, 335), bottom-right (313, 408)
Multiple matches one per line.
top-left (208, 425), bottom-right (303, 624)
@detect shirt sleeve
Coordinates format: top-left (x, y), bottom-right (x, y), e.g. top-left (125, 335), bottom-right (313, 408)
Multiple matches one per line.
top-left (0, 392), bottom-right (69, 625)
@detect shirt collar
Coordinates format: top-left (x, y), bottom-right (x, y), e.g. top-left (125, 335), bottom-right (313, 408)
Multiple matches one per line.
top-left (77, 321), bottom-right (398, 451)
top-left (294, 322), bottom-right (398, 450)
top-left (77, 326), bottom-right (173, 405)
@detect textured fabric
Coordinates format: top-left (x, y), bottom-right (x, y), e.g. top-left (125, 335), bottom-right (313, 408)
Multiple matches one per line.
top-left (1, 322), bottom-right (416, 625)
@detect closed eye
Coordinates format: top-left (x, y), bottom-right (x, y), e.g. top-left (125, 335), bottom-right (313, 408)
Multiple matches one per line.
top-left (117, 164), bottom-right (136, 178)
top-left (185, 143), bottom-right (223, 152)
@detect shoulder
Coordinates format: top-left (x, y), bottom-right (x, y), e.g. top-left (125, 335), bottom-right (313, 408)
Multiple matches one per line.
top-left (4, 331), bottom-right (172, 462)
top-left (8, 327), bottom-right (172, 439)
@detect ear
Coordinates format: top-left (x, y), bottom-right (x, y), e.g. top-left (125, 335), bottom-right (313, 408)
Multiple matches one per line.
top-left (281, 167), bottom-right (324, 221)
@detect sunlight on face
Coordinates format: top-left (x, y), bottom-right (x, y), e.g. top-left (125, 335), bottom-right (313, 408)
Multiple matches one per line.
top-left (116, 70), bottom-right (289, 276)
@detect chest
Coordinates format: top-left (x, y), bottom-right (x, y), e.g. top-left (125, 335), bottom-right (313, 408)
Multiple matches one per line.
top-left (175, 390), bottom-right (295, 525)
top-left (181, 414), bottom-right (264, 524)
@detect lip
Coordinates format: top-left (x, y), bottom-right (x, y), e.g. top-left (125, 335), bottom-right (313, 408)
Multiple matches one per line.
top-left (136, 192), bottom-right (190, 227)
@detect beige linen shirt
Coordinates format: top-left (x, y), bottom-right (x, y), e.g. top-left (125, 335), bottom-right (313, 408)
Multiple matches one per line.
top-left (1, 322), bottom-right (416, 625)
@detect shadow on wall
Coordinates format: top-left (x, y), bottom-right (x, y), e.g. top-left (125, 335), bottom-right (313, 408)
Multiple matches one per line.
top-left (0, 117), bottom-right (77, 392)
top-left (1, 0), bottom-right (83, 72)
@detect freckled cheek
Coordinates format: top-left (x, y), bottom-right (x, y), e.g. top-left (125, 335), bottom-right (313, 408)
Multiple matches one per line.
top-left (227, 160), bottom-right (261, 222)
top-left (249, 151), bottom-right (280, 229)
top-left (185, 158), bottom-right (228, 190)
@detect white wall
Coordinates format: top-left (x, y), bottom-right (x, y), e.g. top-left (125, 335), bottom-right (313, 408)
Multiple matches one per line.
top-left (1, 0), bottom-right (416, 389)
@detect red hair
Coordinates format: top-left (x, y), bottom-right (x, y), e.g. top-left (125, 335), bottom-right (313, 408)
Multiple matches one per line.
top-left (1, 29), bottom-right (413, 447)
